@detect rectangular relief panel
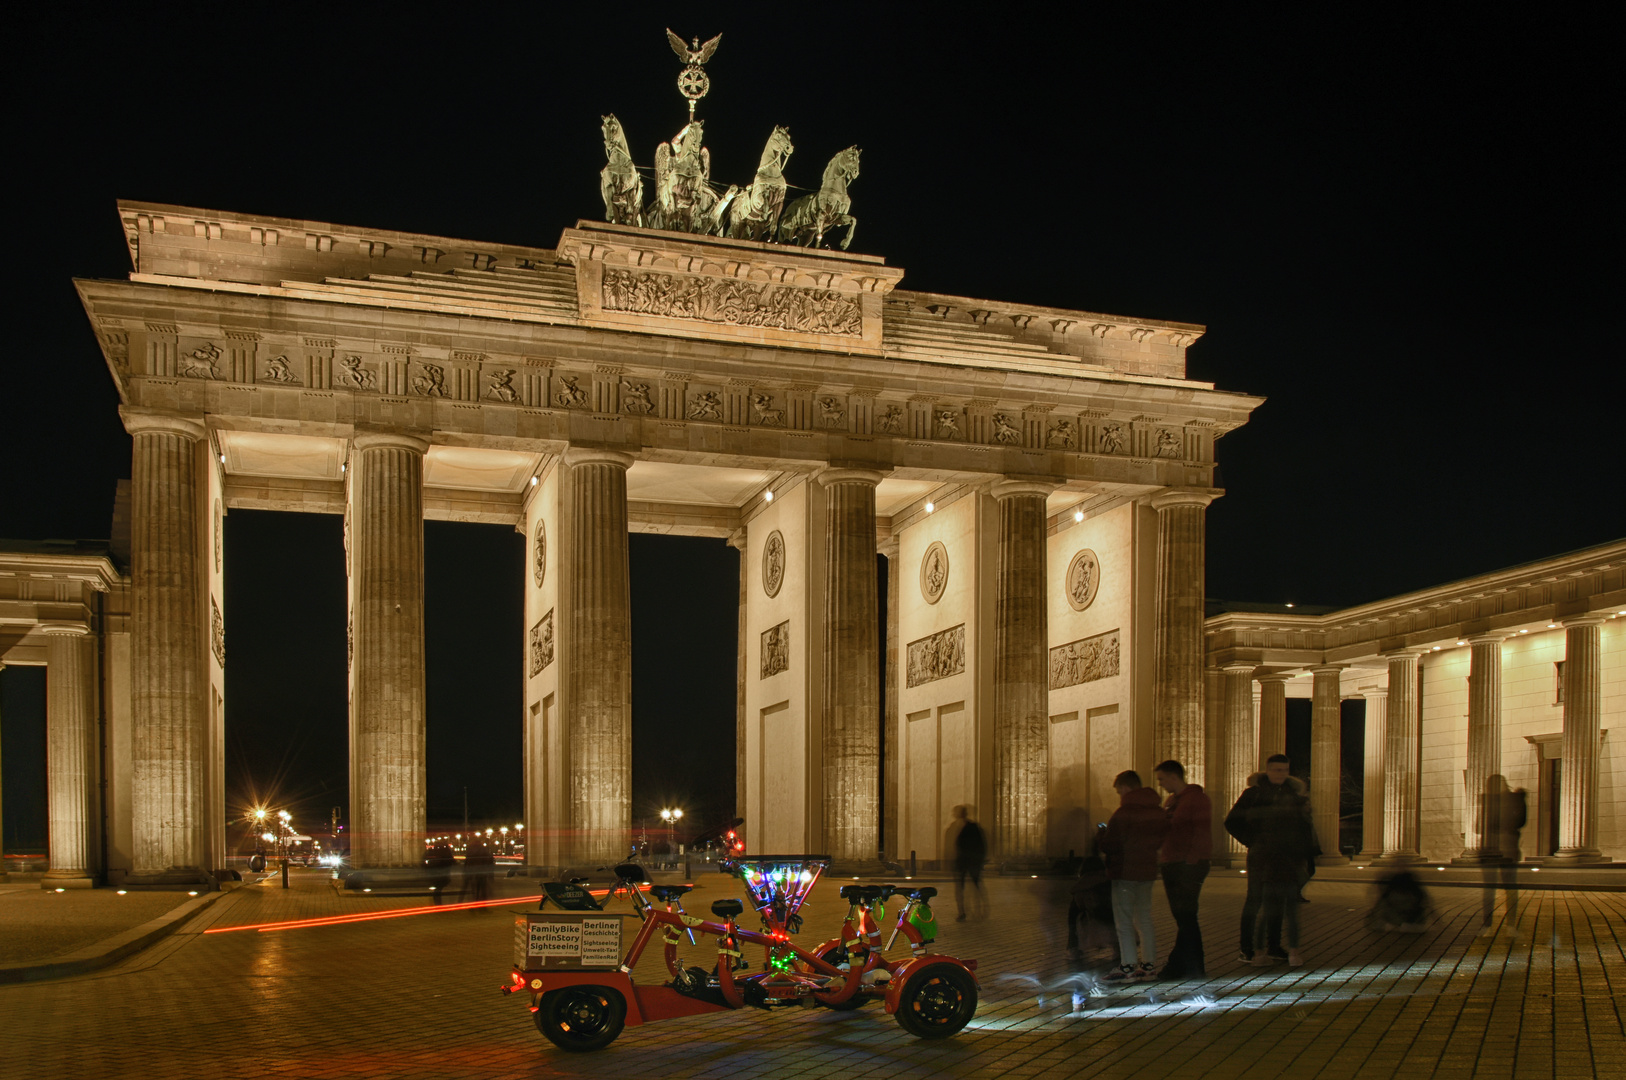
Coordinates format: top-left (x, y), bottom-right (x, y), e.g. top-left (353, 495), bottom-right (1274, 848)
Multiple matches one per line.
top-left (760, 620), bottom-right (790, 679)
top-left (1049, 629), bottom-right (1121, 690)
top-left (529, 610), bottom-right (555, 676)
top-left (907, 624), bottom-right (966, 688)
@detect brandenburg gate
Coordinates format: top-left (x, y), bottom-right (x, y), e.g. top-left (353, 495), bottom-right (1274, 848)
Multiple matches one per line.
top-left (55, 191), bottom-right (1261, 883)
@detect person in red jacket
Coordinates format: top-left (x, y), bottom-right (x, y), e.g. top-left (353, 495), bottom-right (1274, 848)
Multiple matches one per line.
top-left (1154, 759), bottom-right (1212, 980)
top-left (1097, 770), bottom-right (1170, 982)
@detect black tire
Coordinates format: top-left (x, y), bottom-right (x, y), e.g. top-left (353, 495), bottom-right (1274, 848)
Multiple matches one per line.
top-left (894, 962), bottom-right (977, 1039)
top-left (810, 943), bottom-right (869, 1010)
top-left (534, 986), bottom-right (626, 1051)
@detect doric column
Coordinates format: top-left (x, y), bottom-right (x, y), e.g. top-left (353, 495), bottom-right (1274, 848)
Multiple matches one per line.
top-left (819, 468), bottom-right (883, 867)
top-left (1310, 665), bottom-right (1348, 865)
top-left (1378, 649), bottom-right (1426, 864)
top-left (564, 449), bottom-right (634, 864)
top-left (1256, 672), bottom-right (1292, 768)
top-left (1220, 663), bottom-right (1257, 863)
top-left (123, 409), bottom-right (209, 881)
top-left (349, 433), bottom-right (429, 868)
top-left (42, 624), bottom-right (99, 887)
top-left (991, 479), bottom-right (1055, 866)
top-left (1456, 634), bottom-right (1505, 863)
top-left (727, 528), bottom-right (747, 827)
top-left (1357, 687), bottom-right (1388, 860)
top-left (1554, 617), bottom-right (1608, 863)
top-left (881, 537), bottom-right (901, 864)
top-left (0, 659), bottom-right (6, 881)
top-left (1151, 490), bottom-right (1213, 770)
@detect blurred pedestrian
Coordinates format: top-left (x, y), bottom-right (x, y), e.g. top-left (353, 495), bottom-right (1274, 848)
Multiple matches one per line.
top-left (1225, 754), bottom-right (1317, 966)
top-left (464, 838), bottom-right (495, 902)
top-left (1154, 759), bottom-right (1211, 979)
top-left (950, 805), bottom-right (988, 922)
top-left (1098, 771), bottom-right (1170, 982)
top-left (1479, 774), bottom-right (1527, 936)
top-left (1065, 832), bottom-right (1117, 966)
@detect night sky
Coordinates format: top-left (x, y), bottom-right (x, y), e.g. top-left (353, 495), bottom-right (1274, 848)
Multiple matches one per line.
top-left (2, 9), bottom-right (1620, 849)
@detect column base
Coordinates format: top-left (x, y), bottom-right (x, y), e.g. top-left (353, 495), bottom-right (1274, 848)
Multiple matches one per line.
top-left (124, 870), bottom-right (217, 889)
top-left (40, 873), bottom-right (95, 889)
top-left (1371, 853), bottom-right (1429, 867)
top-left (1547, 849), bottom-right (1612, 866)
top-left (1448, 851), bottom-right (1498, 866)
top-left (1353, 850), bottom-right (1384, 864)
top-left (1314, 854), bottom-right (1350, 867)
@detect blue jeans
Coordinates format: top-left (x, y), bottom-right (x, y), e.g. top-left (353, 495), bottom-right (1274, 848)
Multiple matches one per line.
top-left (1110, 879), bottom-right (1156, 966)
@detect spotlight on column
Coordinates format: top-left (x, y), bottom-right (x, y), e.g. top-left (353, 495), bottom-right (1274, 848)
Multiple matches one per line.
top-left (925, 501), bottom-right (934, 513)
top-left (764, 490), bottom-right (773, 502)
top-left (531, 475), bottom-right (538, 487)
top-left (1073, 509), bottom-right (1083, 522)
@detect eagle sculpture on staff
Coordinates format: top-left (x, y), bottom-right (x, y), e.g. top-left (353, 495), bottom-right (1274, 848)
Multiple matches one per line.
top-left (668, 29), bottom-right (721, 121)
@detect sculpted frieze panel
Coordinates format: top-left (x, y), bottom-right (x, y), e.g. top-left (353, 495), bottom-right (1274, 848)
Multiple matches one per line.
top-left (907, 624), bottom-right (965, 688)
top-left (1155, 428), bottom-right (1183, 458)
top-left (554, 374), bottom-right (590, 409)
top-left (210, 596), bottom-right (226, 667)
top-left (621, 380), bottom-right (656, 414)
top-left (179, 343), bottom-right (223, 379)
top-left (529, 609), bottom-right (555, 676)
top-left (601, 267), bottom-right (862, 337)
top-left (1097, 424), bottom-right (1126, 454)
top-left (1066, 549), bottom-right (1101, 612)
top-left (876, 404), bottom-right (903, 433)
top-left (412, 364), bottom-right (447, 396)
top-left (486, 369), bottom-right (520, 402)
top-left (263, 355), bottom-right (300, 384)
top-left (750, 394), bottom-right (783, 427)
top-left (1046, 419), bottom-right (1076, 449)
top-left (336, 355), bottom-right (375, 390)
top-left (992, 413), bottom-right (1022, 445)
top-left (919, 541), bottom-right (948, 605)
top-left (760, 620), bottom-right (790, 679)
top-left (762, 530), bottom-right (785, 598)
top-left (533, 519), bottom-right (547, 588)
top-left (1049, 628), bottom-right (1120, 690)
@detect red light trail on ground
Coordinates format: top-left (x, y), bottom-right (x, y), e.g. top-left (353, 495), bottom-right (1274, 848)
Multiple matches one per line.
top-left (204, 894), bottom-right (548, 934)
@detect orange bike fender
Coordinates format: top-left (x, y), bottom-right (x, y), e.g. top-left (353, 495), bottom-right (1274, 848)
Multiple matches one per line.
top-left (882, 955), bottom-right (981, 1015)
top-left (632, 985), bottom-right (735, 1024)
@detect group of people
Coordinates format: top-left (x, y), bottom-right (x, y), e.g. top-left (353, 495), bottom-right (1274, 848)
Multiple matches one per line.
top-left (1067, 753), bottom-right (1322, 983)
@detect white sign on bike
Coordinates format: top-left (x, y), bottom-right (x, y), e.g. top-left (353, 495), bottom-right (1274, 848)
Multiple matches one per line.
top-left (516, 914), bottom-right (624, 969)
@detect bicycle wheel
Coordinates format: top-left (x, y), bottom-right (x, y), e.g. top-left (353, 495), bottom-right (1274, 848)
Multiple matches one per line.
top-left (534, 985), bottom-right (627, 1051)
top-left (809, 942), bottom-right (869, 1010)
top-left (894, 962), bottom-right (977, 1039)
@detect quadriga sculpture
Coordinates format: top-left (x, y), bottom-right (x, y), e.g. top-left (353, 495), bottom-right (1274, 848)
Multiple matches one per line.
top-left (778, 147), bottom-right (860, 250)
top-left (727, 126), bottom-right (794, 242)
top-left (599, 114), bottom-right (644, 227)
top-left (649, 120), bottom-right (738, 236)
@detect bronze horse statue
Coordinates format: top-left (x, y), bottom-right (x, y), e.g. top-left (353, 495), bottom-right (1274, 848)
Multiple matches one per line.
top-left (599, 114), bottom-right (643, 227)
top-left (778, 146), bottom-right (860, 250)
top-left (727, 126), bottom-right (794, 242)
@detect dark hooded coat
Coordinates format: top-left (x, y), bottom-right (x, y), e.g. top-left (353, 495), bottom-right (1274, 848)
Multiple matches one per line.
top-left (1224, 772), bottom-right (1319, 882)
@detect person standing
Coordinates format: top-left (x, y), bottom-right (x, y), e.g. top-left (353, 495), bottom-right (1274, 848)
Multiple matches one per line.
top-left (1098, 771), bottom-right (1170, 982)
top-left (1225, 754), bottom-right (1316, 967)
top-left (951, 805), bottom-right (988, 922)
top-left (1479, 774), bottom-right (1527, 936)
top-left (1154, 759), bottom-right (1212, 979)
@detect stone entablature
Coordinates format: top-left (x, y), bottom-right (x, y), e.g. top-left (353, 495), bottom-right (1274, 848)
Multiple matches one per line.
top-left (1205, 539), bottom-right (1626, 669)
top-left (0, 546), bottom-right (123, 661)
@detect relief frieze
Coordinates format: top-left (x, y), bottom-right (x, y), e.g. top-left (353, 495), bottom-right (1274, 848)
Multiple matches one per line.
top-left (529, 609), bottom-right (555, 676)
top-left (907, 623), bottom-right (965, 688)
top-left (760, 620), bottom-right (790, 679)
top-left (1048, 628), bottom-right (1120, 690)
top-left (601, 267), bottom-right (862, 337)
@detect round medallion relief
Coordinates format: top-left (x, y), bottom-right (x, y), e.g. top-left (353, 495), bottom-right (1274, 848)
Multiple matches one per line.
top-left (1066, 548), bottom-right (1101, 612)
top-left (762, 530), bottom-right (785, 598)
top-left (919, 540), bottom-right (949, 605)
top-left (533, 519), bottom-right (547, 588)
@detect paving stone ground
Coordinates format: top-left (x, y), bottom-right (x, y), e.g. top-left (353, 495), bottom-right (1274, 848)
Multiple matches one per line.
top-left (3, 867), bottom-right (1622, 1079)
top-left (0, 882), bottom-right (194, 963)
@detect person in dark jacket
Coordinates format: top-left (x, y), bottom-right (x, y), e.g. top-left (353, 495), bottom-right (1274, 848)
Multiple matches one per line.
top-left (1224, 755), bottom-right (1317, 966)
top-left (950, 805), bottom-right (988, 921)
top-left (1154, 759), bottom-right (1212, 979)
top-left (1097, 770), bottom-right (1170, 982)
top-left (1479, 774), bottom-right (1527, 936)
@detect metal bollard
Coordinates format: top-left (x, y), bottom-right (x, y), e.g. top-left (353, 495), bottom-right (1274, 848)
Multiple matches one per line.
top-left (281, 858), bottom-right (289, 889)
top-left (910, 850), bottom-right (917, 878)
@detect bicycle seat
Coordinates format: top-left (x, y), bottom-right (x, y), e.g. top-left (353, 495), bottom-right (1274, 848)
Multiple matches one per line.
top-left (711, 898), bottom-right (745, 920)
top-left (909, 886), bottom-right (938, 901)
top-left (839, 884), bottom-right (884, 903)
top-left (613, 863), bottom-right (647, 882)
top-left (650, 885), bottom-right (693, 902)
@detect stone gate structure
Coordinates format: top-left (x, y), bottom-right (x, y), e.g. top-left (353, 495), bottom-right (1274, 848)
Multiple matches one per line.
top-left (18, 200), bottom-right (1268, 882)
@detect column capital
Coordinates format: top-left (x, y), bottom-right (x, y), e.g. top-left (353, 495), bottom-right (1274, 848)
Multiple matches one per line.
top-left (1256, 670), bottom-right (1297, 686)
top-left (989, 478), bottom-right (1058, 501)
top-left (1309, 663), bottom-right (1347, 677)
top-left (1360, 686), bottom-right (1389, 700)
top-left (562, 447), bottom-right (634, 469)
top-left (1150, 488), bottom-right (1215, 511)
top-left (119, 406), bottom-right (205, 441)
top-left (38, 622), bottom-right (90, 638)
top-left (877, 536), bottom-right (900, 560)
top-left (1221, 661), bottom-right (1257, 676)
top-left (817, 467), bottom-right (886, 488)
top-left (1563, 615), bottom-right (1609, 629)
top-left (1466, 632), bottom-right (1508, 647)
top-left (1382, 647), bottom-right (1427, 662)
top-left (725, 527), bottom-right (747, 552)
top-left (353, 432), bottom-right (430, 455)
